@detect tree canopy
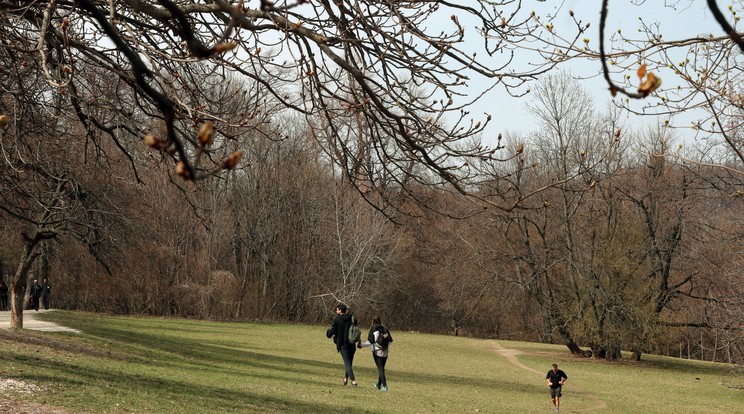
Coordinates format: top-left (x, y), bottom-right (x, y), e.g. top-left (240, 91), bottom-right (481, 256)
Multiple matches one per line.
top-left (2, 1), bottom-right (741, 203)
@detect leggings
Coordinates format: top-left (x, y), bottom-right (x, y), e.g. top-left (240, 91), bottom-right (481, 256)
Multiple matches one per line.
top-left (373, 354), bottom-right (388, 387)
top-left (339, 344), bottom-right (356, 380)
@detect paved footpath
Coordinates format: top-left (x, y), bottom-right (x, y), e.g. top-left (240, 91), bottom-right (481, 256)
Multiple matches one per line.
top-left (0, 310), bottom-right (80, 333)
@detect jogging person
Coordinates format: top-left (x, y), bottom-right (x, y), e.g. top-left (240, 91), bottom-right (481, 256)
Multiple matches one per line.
top-left (546, 363), bottom-right (568, 412)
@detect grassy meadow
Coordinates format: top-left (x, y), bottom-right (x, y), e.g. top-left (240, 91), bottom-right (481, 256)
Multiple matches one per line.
top-left (0, 311), bottom-right (741, 413)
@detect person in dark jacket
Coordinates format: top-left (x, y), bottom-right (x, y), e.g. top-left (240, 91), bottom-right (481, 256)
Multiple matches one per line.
top-left (326, 303), bottom-right (359, 386)
top-left (359, 316), bottom-right (393, 391)
top-left (40, 278), bottom-right (52, 310)
top-left (0, 280), bottom-right (8, 311)
top-left (29, 279), bottom-right (42, 311)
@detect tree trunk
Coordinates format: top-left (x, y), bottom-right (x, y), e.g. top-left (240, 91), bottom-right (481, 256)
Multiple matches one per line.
top-left (552, 310), bottom-right (592, 357)
top-left (605, 348), bottom-right (620, 361)
top-left (565, 340), bottom-right (592, 357)
top-left (10, 280), bottom-right (25, 328)
top-left (231, 218), bottom-right (245, 319)
top-left (594, 344), bottom-right (621, 361)
top-left (451, 320), bottom-right (460, 337)
top-left (9, 240), bottom-right (41, 329)
top-left (547, 290), bottom-right (592, 357)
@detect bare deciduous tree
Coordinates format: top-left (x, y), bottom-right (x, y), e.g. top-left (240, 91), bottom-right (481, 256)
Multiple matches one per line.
top-left (0, 121), bottom-right (117, 328)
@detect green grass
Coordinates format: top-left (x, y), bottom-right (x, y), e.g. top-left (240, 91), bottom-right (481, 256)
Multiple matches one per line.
top-left (0, 311), bottom-right (741, 413)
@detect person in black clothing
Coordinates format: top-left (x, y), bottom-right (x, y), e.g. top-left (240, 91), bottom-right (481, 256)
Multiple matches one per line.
top-left (359, 316), bottom-right (393, 391)
top-left (41, 278), bottom-right (52, 310)
top-left (546, 363), bottom-right (568, 412)
top-left (0, 280), bottom-right (8, 311)
top-left (326, 303), bottom-right (359, 386)
top-left (29, 279), bottom-right (42, 311)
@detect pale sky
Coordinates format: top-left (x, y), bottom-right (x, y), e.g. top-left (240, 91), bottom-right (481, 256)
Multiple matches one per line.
top-left (468, 0), bottom-right (728, 147)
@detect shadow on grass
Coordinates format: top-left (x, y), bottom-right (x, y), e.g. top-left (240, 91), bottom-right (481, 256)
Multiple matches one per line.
top-left (638, 355), bottom-right (736, 377)
top-left (14, 358), bottom-right (375, 414)
top-left (30, 312), bottom-right (543, 407)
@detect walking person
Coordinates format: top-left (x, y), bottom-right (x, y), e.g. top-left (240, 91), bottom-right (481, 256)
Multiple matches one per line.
top-left (40, 278), bottom-right (52, 310)
top-left (29, 279), bottom-right (42, 311)
top-left (359, 316), bottom-right (393, 391)
top-left (326, 304), bottom-right (360, 386)
top-left (0, 280), bottom-right (8, 311)
top-left (546, 363), bottom-right (568, 412)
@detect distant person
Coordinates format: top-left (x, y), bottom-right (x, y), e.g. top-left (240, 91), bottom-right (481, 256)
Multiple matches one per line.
top-left (326, 303), bottom-right (359, 386)
top-left (29, 279), bottom-right (42, 311)
top-left (41, 278), bottom-right (52, 310)
top-left (0, 280), bottom-right (8, 311)
top-left (358, 316), bottom-right (393, 391)
top-left (546, 363), bottom-right (568, 412)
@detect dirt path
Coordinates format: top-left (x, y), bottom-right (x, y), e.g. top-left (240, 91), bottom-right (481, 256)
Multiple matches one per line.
top-left (492, 342), bottom-right (607, 412)
top-left (0, 310), bottom-right (80, 333)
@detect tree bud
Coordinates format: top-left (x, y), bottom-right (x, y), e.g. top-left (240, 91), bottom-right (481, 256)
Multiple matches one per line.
top-left (213, 42), bottom-right (237, 54)
top-left (175, 161), bottom-right (191, 179)
top-left (143, 134), bottom-right (162, 149)
top-left (197, 121), bottom-right (214, 146)
top-left (222, 150), bottom-right (244, 170)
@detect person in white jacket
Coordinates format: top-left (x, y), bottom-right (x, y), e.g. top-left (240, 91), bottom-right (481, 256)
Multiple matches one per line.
top-left (358, 316), bottom-right (393, 391)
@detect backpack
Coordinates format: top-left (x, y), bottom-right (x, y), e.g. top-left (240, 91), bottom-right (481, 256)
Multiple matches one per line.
top-left (375, 327), bottom-right (386, 346)
top-left (347, 316), bottom-right (361, 343)
top-left (370, 326), bottom-right (393, 350)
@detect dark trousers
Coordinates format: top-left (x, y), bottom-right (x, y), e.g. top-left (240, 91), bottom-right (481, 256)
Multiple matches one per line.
top-left (41, 294), bottom-right (50, 310)
top-left (373, 354), bottom-right (388, 387)
top-left (0, 295), bottom-right (7, 311)
top-left (339, 344), bottom-right (356, 380)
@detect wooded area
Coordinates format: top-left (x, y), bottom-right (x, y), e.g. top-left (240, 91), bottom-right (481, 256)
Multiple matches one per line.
top-left (0, 1), bottom-right (742, 364)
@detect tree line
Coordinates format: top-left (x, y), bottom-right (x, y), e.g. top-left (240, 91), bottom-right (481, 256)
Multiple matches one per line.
top-left (1, 67), bottom-right (741, 363)
top-left (0, 1), bottom-right (742, 365)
